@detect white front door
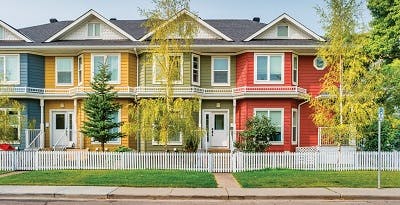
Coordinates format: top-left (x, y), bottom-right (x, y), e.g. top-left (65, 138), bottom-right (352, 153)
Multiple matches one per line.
top-left (203, 111), bottom-right (229, 148)
top-left (51, 111), bottom-right (74, 147)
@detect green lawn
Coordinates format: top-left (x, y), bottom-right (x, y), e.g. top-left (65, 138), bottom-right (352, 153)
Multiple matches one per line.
top-left (0, 171), bottom-right (9, 175)
top-left (234, 169), bottom-right (400, 188)
top-left (0, 170), bottom-right (217, 188)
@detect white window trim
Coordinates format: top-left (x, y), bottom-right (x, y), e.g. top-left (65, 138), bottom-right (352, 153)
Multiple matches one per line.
top-left (77, 55), bottom-right (83, 86)
top-left (292, 108), bottom-right (298, 145)
top-left (276, 24), bottom-right (290, 38)
top-left (152, 53), bottom-right (184, 85)
top-left (254, 53), bottom-right (284, 84)
top-left (91, 109), bottom-right (122, 145)
top-left (0, 54), bottom-right (20, 85)
top-left (253, 108), bottom-right (284, 145)
top-left (152, 132), bottom-right (183, 146)
top-left (292, 54), bottom-right (298, 85)
top-left (91, 53), bottom-right (121, 84)
top-left (55, 57), bottom-right (74, 86)
top-left (191, 54), bottom-right (200, 86)
top-left (211, 56), bottom-right (230, 86)
top-left (313, 56), bottom-right (327, 70)
top-left (87, 22), bottom-right (101, 39)
top-left (0, 108), bottom-right (21, 143)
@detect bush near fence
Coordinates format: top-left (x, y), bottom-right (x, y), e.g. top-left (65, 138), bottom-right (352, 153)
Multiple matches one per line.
top-left (0, 151), bottom-right (399, 172)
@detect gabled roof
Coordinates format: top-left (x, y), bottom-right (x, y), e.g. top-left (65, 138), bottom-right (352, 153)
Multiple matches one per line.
top-left (139, 9), bottom-right (233, 42)
top-left (0, 20), bottom-right (33, 42)
top-left (244, 13), bottom-right (325, 42)
top-left (44, 9), bottom-right (137, 42)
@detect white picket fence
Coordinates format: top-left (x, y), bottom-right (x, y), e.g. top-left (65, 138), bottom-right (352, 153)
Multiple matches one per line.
top-left (0, 151), bottom-right (399, 172)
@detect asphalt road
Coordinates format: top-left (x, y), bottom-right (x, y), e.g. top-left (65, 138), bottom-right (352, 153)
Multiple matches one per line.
top-left (1, 199), bottom-right (400, 205)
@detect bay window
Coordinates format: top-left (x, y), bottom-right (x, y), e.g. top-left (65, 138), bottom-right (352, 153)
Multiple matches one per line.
top-left (153, 54), bottom-right (183, 84)
top-left (92, 54), bottom-right (120, 84)
top-left (192, 54), bottom-right (200, 85)
top-left (254, 108), bottom-right (284, 144)
top-left (292, 109), bottom-right (298, 144)
top-left (56, 57), bottom-right (73, 86)
top-left (212, 56), bottom-right (230, 86)
top-left (0, 55), bottom-right (19, 84)
top-left (254, 54), bottom-right (283, 84)
top-left (292, 54), bottom-right (298, 85)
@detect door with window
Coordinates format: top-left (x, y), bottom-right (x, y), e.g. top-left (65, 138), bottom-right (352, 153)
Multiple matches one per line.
top-left (203, 111), bottom-right (229, 148)
top-left (51, 111), bottom-right (74, 147)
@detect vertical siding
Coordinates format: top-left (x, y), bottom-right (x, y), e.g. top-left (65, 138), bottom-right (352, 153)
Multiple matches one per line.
top-left (27, 54), bottom-right (45, 88)
top-left (200, 55), bottom-right (236, 88)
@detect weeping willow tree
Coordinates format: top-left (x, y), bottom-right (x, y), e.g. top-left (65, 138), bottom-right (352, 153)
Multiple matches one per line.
top-left (0, 96), bottom-right (23, 142)
top-left (310, 0), bottom-right (384, 147)
top-left (124, 0), bottom-right (203, 152)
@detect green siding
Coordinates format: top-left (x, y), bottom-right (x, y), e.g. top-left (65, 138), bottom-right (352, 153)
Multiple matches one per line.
top-left (138, 53), bottom-right (192, 87)
top-left (200, 56), bottom-right (236, 88)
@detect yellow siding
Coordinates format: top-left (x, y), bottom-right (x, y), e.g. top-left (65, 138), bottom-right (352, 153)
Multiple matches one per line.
top-left (45, 56), bottom-right (78, 89)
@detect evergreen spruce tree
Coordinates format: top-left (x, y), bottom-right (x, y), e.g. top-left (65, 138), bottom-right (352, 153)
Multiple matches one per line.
top-left (81, 64), bottom-right (123, 151)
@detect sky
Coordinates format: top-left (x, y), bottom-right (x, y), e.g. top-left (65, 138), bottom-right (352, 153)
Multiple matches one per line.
top-left (0, 0), bottom-right (371, 35)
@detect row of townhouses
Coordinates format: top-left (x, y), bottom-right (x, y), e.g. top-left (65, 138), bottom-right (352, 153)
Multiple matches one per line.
top-left (0, 9), bottom-right (331, 152)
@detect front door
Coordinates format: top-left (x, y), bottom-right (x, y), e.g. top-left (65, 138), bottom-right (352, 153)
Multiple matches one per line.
top-left (203, 111), bottom-right (229, 148)
top-left (51, 111), bottom-right (74, 147)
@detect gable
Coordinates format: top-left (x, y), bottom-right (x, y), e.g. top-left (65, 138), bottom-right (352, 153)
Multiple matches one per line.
top-left (45, 10), bottom-right (137, 42)
top-left (60, 16), bottom-right (127, 40)
top-left (0, 21), bottom-right (32, 42)
top-left (254, 20), bottom-right (313, 40)
top-left (140, 9), bottom-right (232, 41)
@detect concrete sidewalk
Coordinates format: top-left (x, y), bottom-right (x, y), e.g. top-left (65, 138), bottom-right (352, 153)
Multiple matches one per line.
top-left (0, 186), bottom-right (399, 200)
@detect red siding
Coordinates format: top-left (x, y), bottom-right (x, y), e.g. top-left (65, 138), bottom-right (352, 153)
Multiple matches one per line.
top-left (236, 99), bottom-right (298, 152)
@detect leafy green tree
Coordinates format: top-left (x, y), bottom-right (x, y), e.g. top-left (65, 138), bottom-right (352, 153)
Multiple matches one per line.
top-left (367, 0), bottom-right (400, 62)
top-left (234, 116), bottom-right (275, 152)
top-left (360, 120), bottom-right (400, 151)
top-left (81, 64), bottom-right (123, 151)
top-left (310, 0), bottom-right (384, 146)
top-left (0, 97), bottom-right (23, 142)
top-left (125, 0), bottom-right (203, 152)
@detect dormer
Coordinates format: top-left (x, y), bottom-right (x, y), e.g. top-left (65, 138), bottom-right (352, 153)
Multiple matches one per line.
top-left (45, 10), bottom-right (137, 42)
top-left (244, 13), bottom-right (325, 42)
top-left (0, 20), bottom-right (32, 42)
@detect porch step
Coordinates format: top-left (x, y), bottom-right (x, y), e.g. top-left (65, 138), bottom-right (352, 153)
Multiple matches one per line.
top-left (207, 148), bottom-right (231, 153)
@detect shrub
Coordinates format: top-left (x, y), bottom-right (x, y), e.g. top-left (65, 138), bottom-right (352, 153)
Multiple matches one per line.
top-left (234, 115), bottom-right (276, 152)
top-left (114, 146), bottom-right (133, 152)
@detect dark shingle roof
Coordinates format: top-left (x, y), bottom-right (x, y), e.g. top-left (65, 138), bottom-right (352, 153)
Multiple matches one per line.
top-left (204, 19), bottom-right (266, 42)
top-left (18, 21), bottom-right (72, 42)
top-left (110, 20), bottom-right (148, 40)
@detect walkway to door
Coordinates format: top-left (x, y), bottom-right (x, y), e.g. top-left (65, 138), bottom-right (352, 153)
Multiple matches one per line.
top-left (213, 173), bottom-right (241, 188)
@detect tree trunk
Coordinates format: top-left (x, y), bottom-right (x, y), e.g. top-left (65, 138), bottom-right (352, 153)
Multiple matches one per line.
top-left (101, 142), bottom-right (105, 152)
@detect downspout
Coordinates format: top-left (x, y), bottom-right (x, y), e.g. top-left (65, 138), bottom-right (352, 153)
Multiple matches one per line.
top-left (297, 99), bottom-right (309, 148)
top-left (134, 48), bottom-right (140, 152)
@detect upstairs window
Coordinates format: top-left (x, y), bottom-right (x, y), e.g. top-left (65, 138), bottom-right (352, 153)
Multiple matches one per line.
top-left (0, 55), bottom-right (19, 84)
top-left (254, 54), bottom-right (283, 84)
top-left (0, 27), bottom-right (4, 40)
top-left (211, 56), bottom-right (230, 86)
top-left (153, 54), bottom-right (183, 84)
top-left (254, 108), bottom-right (284, 144)
top-left (277, 25), bottom-right (289, 37)
top-left (192, 54), bottom-right (200, 85)
top-left (92, 54), bottom-right (120, 84)
top-left (88, 23), bottom-right (100, 37)
top-left (56, 57), bottom-right (73, 86)
top-left (78, 55), bottom-right (83, 85)
top-left (292, 54), bottom-right (298, 85)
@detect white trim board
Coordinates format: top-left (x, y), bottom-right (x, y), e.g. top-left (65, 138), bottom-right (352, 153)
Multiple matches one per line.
top-left (45, 9), bottom-right (137, 42)
top-left (0, 20), bottom-right (33, 42)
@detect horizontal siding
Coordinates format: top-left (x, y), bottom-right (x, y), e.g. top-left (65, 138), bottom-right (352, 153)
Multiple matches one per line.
top-left (200, 55), bottom-right (236, 88)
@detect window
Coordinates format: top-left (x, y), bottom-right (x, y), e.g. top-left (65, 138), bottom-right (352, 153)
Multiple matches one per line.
top-left (292, 109), bottom-right (298, 144)
top-left (153, 54), bottom-right (183, 84)
top-left (0, 108), bottom-right (20, 141)
top-left (108, 111), bottom-right (121, 144)
top-left (192, 54), bottom-right (200, 85)
top-left (277, 25), bottom-right (289, 37)
top-left (212, 56), bottom-right (230, 86)
top-left (56, 57), bottom-right (73, 86)
top-left (78, 55), bottom-right (83, 85)
top-left (314, 56), bottom-right (327, 70)
top-left (254, 108), bottom-right (284, 144)
top-left (0, 27), bottom-right (4, 40)
top-left (87, 23), bottom-right (100, 37)
top-left (92, 54), bottom-right (120, 83)
top-left (0, 55), bottom-right (19, 84)
top-left (292, 54), bottom-right (298, 85)
top-left (254, 54), bottom-right (283, 84)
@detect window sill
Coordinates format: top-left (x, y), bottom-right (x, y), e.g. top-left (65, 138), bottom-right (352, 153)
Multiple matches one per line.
top-left (254, 81), bottom-right (284, 85)
top-left (152, 141), bottom-right (183, 146)
top-left (270, 141), bottom-right (284, 145)
top-left (211, 83), bottom-right (230, 87)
